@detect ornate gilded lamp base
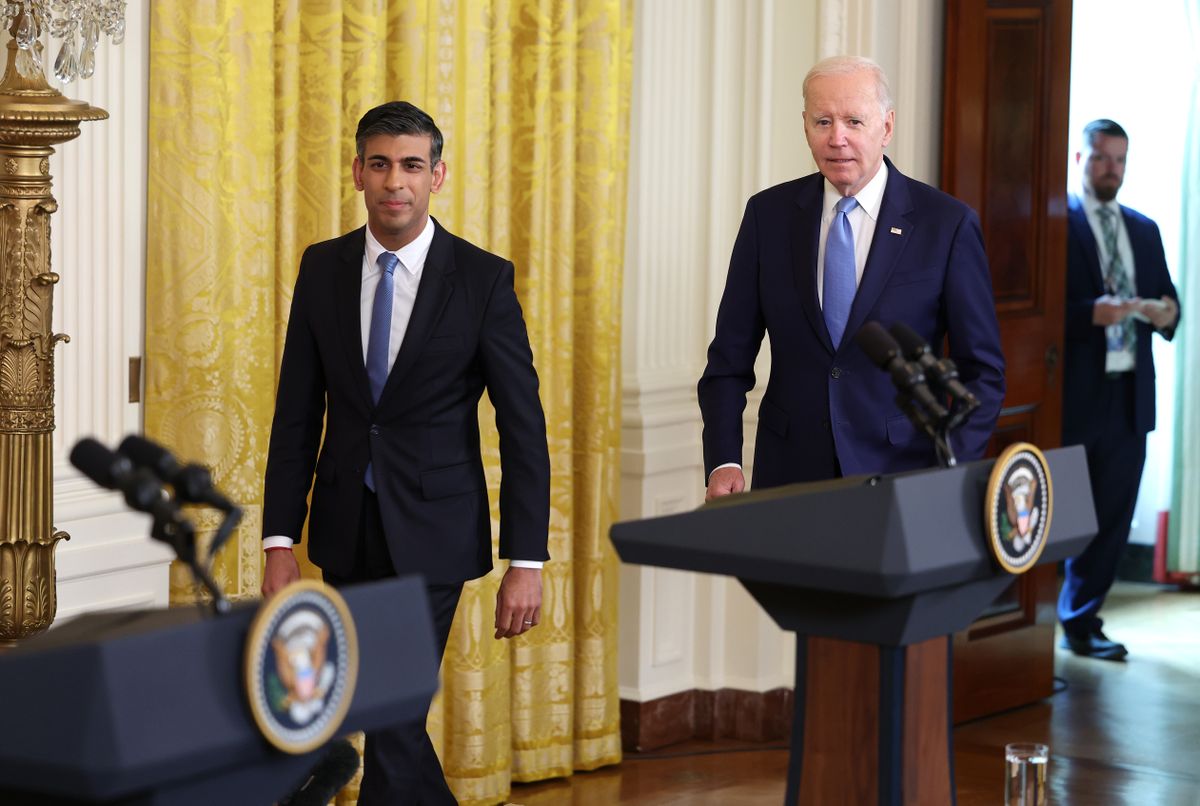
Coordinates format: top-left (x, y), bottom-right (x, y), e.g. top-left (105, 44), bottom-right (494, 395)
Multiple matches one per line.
top-left (0, 16), bottom-right (105, 643)
top-left (0, 533), bottom-right (68, 646)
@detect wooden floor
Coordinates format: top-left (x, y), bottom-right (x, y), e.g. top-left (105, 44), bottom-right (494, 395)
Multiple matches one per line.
top-left (511, 583), bottom-right (1200, 805)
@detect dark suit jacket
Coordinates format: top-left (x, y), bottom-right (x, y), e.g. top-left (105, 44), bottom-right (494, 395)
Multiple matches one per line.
top-left (1063, 194), bottom-right (1180, 442)
top-left (698, 158), bottom-right (1005, 487)
top-left (262, 220), bottom-right (550, 584)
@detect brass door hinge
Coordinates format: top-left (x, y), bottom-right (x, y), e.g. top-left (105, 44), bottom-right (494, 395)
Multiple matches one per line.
top-left (129, 356), bottom-right (142, 403)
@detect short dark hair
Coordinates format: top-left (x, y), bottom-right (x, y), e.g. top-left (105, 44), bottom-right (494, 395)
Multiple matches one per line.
top-left (355, 101), bottom-right (444, 165)
top-left (1083, 118), bottom-right (1128, 148)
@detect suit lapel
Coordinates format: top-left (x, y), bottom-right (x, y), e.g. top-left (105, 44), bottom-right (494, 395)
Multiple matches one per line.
top-left (791, 176), bottom-right (832, 352)
top-left (377, 219), bottom-right (457, 408)
top-left (335, 227), bottom-right (373, 408)
top-left (1069, 195), bottom-right (1106, 295)
top-left (842, 158), bottom-right (913, 349)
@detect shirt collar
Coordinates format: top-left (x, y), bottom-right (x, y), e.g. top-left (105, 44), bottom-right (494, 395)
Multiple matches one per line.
top-left (822, 159), bottom-right (888, 221)
top-left (364, 216), bottom-right (436, 275)
top-left (1081, 188), bottom-right (1120, 219)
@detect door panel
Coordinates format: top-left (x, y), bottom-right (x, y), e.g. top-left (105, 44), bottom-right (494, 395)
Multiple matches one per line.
top-left (941, 0), bottom-right (1073, 723)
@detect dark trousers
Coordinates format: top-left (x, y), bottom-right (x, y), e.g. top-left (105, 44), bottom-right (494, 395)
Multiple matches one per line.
top-left (1058, 373), bottom-right (1146, 635)
top-left (323, 488), bottom-right (462, 806)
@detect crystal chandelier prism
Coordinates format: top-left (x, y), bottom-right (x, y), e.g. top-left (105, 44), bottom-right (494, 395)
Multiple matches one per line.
top-left (3, 0), bottom-right (126, 84)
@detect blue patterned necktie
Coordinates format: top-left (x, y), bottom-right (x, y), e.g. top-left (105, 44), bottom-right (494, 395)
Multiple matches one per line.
top-left (823, 195), bottom-right (859, 347)
top-left (364, 251), bottom-right (398, 491)
top-left (1097, 207), bottom-right (1136, 354)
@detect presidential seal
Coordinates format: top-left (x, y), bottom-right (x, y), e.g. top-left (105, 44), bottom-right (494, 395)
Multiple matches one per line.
top-left (245, 580), bottom-right (359, 753)
top-left (984, 442), bottom-right (1053, 574)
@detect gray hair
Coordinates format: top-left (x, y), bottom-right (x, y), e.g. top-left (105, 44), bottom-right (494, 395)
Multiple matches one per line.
top-left (802, 56), bottom-right (894, 119)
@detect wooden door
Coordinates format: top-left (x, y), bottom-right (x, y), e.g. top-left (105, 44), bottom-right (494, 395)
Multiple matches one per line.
top-left (941, 0), bottom-right (1073, 722)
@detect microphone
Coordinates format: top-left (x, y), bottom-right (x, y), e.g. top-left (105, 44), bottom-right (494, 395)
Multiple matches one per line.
top-left (888, 322), bottom-right (978, 408)
top-left (70, 438), bottom-right (167, 513)
top-left (69, 437), bottom-right (132, 489)
top-left (118, 435), bottom-right (234, 512)
top-left (71, 437), bottom-right (232, 614)
top-left (854, 322), bottom-right (949, 420)
top-left (279, 739), bottom-right (360, 806)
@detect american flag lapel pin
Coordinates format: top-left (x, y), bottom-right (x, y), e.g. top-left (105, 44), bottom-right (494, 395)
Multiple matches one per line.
top-left (890, 226), bottom-right (903, 235)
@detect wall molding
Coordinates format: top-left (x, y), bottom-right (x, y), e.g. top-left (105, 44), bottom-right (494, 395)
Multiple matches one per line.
top-left (620, 687), bottom-right (794, 752)
top-left (619, 0), bottom-right (816, 707)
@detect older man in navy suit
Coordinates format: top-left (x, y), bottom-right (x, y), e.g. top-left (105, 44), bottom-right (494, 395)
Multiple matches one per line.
top-left (699, 56), bottom-right (1005, 499)
top-left (1059, 119), bottom-right (1180, 661)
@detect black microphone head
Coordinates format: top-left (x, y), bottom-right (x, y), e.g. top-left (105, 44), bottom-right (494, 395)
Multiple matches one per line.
top-left (854, 321), bottom-right (903, 369)
top-left (173, 464), bottom-right (216, 503)
top-left (70, 438), bottom-right (133, 490)
top-left (118, 435), bottom-right (179, 481)
top-left (123, 468), bottom-right (167, 513)
top-left (282, 739), bottom-right (361, 806)
top-left (889, 322), bottom-right (933, 359)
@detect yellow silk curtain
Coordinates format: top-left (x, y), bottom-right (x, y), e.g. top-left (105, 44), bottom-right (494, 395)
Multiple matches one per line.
top-left (146, 2), bottom-right (631, 804)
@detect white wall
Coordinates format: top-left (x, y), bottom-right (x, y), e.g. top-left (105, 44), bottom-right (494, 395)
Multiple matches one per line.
top-left (618, 0), bottom-right (947, 701)
top-left (45, 3), bottom-right (173, 620)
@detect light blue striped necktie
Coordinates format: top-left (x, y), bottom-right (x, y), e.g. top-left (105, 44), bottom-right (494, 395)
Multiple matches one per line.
top-left (364, 250), bottom-right (398, 491)
top-left (823, 195), bottom-right (859, 347)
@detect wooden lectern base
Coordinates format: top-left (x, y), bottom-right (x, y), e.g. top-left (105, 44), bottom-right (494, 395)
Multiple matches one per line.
top-left (785, 635), bottom-right (953, 806)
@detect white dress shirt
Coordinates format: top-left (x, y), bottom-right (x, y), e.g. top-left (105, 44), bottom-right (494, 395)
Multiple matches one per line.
top-left (1080, 190), bottom-right (1138, 372)
top-left (266, 218), bottom-right (542, 569)
top-left (360, 219), bottom-right (434, 368)
top-left (816, 160), bottom-right (889, 308)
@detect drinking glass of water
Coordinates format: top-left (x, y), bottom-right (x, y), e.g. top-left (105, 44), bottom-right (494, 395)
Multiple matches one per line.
top-left (1005, 742), bottom-right (1048, 805)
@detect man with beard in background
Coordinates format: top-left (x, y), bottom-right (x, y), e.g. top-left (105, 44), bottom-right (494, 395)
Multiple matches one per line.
top-left (1060, 118), bottom-right (1180, 660)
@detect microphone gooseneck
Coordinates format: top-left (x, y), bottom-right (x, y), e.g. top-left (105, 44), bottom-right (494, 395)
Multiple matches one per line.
top-left (889, 322), bottom-right (979, 408)
top-left (117, 434), bottom-right (243, 566)
top-left (73, 435), bottom-right (234, 615)
top-left (854, 322), bottom-right (949, 421)
top-left (854, 321), bottom-right (973, 468)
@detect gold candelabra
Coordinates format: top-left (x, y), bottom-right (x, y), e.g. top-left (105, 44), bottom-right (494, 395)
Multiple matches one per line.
top-left (0, 12), bottom-right (106, 644)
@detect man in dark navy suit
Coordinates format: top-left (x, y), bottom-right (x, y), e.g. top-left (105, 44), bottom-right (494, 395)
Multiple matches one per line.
top-left (699, 56), bottom-right (1005, 499)
top-left (1060, 118), bottom-right (1180, 661)
top-left (260, 102), bottom-right (551, 803)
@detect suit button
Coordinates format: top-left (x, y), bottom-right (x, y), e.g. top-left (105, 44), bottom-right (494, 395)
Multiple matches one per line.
top-left (369, 426), bottom-right (380, 436)
top-left (830, 367), bottom-right (842, 379)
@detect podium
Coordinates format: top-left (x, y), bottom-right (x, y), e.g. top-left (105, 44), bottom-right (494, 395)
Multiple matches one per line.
top-left (611, 446), bottom-right (1097, 805)
top-left (0, 576), bottom-right (439, 806)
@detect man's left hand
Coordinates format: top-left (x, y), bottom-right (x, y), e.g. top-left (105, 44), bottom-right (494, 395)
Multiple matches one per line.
top-left (495, 565), bottom-right (542, 639)
top-left (1138, 295), bottom-right (1179, 331)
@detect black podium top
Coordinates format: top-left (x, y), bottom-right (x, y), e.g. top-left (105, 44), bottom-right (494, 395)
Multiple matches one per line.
top-left (0, 576), bottom-right (438, 804)
top-left (611, 447), bottom-right (1097, 644)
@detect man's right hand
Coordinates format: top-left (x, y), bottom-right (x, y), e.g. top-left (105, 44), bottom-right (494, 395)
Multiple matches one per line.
top-left (705, 466), bottom-right (746, 502)
top-left (1093, 295), bottom-right (1141, 326)
top-left (261, 549), bottom-right (301, 599)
